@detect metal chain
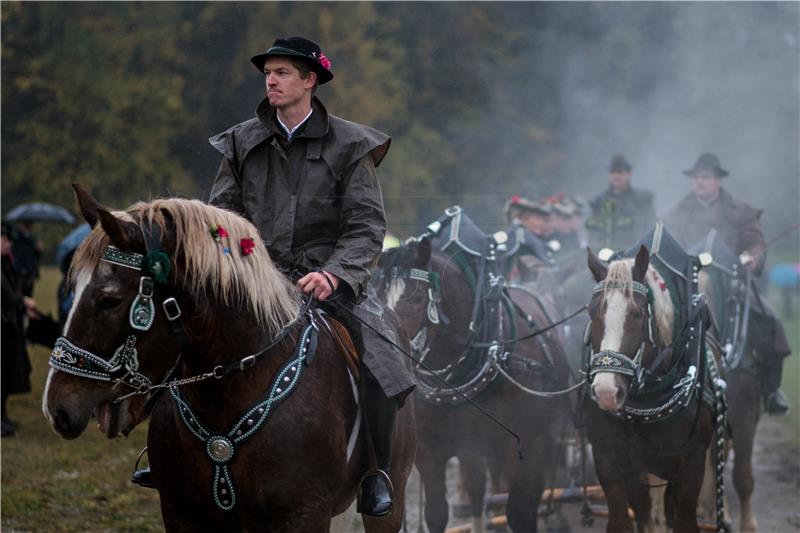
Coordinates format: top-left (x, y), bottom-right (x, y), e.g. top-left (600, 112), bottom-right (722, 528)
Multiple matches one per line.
top-left (114, 366), bottom-right (220, 403)
top-left (493, 362), bottom-right (586, 398)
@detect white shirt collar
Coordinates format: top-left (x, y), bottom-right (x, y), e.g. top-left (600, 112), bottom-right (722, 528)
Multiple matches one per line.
top-left (276, 109), bottom-right (313, 140)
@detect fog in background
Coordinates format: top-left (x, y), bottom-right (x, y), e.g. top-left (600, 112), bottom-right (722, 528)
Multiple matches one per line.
top-left (3, 2), bottom-right (798, 257)
top-left (453, 2), bottom-right (799, 246)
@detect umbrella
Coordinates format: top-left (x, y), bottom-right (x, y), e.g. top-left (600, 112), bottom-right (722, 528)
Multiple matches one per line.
top-left (4, 202), bottom-right (76, 224)
top-left (56, 223), bottom-right (92, 267)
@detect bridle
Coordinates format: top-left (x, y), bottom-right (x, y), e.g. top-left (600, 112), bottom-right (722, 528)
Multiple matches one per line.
top-left (385, 265), bottom-right (444, 325)
top-left (587, 279), bottom-right (658, 388)
top-left (49, 240), bottom-right (185, 402)
top-left (49, 233), bottom-right (313, 410)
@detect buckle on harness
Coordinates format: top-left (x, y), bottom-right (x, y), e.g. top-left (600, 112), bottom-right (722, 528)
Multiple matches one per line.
top-left (139, 276), bottom-right (155, 298)
top-left (162, 298), bottom-right (182, 321)
top-left (239, 355), bottom-right (256, 371)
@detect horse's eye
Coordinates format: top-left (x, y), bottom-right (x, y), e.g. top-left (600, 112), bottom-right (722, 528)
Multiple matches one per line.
top-left (98, 296), bottom-right (124, 310)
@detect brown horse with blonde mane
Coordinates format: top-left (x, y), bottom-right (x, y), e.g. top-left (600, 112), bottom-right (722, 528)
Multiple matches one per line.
top-left (584, 245), bottom-right (726, 533)
top-left (43, 185), bottom-right (415, 532)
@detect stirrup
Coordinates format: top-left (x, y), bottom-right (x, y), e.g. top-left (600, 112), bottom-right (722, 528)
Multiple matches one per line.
top-left (131, 446), bottom-right (156, 489)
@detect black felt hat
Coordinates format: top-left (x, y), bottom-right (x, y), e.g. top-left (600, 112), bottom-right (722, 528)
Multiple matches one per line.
top-left (250, 36), bottom-right (333, 85)
top-left (609, 154), bottom-right (632, 173)
top-left (683, 152), bottom-right (729, 177)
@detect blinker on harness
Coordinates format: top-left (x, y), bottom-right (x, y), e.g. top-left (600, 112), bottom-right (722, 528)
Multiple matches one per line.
top-left (388, 265), bottom-right (444, 325)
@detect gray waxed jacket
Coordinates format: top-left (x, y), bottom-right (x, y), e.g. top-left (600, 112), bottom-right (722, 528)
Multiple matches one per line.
top-left (208, 97), bottom-right (390, 299)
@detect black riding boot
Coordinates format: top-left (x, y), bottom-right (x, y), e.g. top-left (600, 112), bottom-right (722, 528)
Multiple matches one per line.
top-left (131, 448), bottom-right (156, 489)
top-left (357, 372), bottom-right (397, 517)
top-left (762, 358), bottom-right (789, 415)
top-left (131, 467), bottom-right (155, 488)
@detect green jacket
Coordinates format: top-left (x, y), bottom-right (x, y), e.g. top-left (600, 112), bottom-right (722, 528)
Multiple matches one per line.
top-left (208, 97), bottom-right (390, 299)
top-left (585, 186), bottom-right (655, 251)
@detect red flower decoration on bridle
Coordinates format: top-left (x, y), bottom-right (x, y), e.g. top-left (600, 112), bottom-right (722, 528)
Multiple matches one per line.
top-left (240, 238), bottom-right (256, 256)
top-left (318, 53), bottom-right (332, 70)
top-left (510, 195), bottom-right (521, 204)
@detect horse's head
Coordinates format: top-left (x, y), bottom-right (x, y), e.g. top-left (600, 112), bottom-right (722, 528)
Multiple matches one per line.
top-left (42, 185), bottom-right (192, 439)
top-left (374, 236), bottom-right (434, 336)
top-left (586, 245), bottom-right (671, 412)
top-left (43, 184), bottom-right (298, 440)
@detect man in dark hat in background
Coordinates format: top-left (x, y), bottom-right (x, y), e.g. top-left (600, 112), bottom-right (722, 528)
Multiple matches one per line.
top-left (664, 152), bottom-right (791, 415)
top-left (133, 36), bottom-right (414, 516)
top-left (585, 154), bottom-right (656, 251)
top-left (504, 195), bottom-right (555, 283)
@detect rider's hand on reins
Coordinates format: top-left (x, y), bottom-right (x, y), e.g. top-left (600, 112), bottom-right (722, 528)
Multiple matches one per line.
top-left (297, 271), bottom-right (340, 301)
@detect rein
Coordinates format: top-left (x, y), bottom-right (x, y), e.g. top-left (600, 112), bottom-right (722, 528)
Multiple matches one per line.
top-left (332, 300), bottom-right (525, 461)
top-left (383, 253), bottom-right (589, 401)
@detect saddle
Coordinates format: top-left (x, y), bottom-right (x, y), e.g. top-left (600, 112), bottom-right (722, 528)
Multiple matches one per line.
top-left (317, 312), bottom-right (360, 380)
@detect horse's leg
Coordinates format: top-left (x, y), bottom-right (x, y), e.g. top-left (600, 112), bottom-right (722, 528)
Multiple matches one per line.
top-left (696, 447), bottom-right (717, 522)
top-left (673, 448), bottom-right (707, 533)
top-left (594, 453), bottom-right (635, 533)
top-left (505, 438), bottom-right (549, 533)
top-left (416, 450), bottom-right (449, 533)
top-left (625, 476), bottom-right (652, 533)
top-left (461, 456), bottom-right (487, 533)
top-left (728, 372), bottom-right (759, 532)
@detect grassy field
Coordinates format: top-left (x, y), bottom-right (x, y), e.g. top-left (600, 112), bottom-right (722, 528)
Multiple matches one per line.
top-left (2, 267), bottom-right (162, 532)
top-left (2, 265), bottom-right (798, 531)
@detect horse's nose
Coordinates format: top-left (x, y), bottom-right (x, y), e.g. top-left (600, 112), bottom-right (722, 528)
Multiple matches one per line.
top-left (52, 406), bottom-right (84, 440)
top-left (592, 374), bottom-right (625, 411)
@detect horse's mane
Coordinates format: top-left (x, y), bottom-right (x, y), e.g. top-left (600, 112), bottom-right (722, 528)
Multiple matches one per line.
top-left (604, 259), bottom-right (674, 347)
top-left (71, 199), bottom-right (301, 335)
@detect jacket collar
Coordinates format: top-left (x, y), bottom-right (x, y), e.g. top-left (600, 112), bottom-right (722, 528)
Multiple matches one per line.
top-left (256, 96), bottom-right (330, 140)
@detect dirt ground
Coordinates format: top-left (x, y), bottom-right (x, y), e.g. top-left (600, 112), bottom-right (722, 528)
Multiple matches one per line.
top-left (333, 416), bottom-right (799, 533)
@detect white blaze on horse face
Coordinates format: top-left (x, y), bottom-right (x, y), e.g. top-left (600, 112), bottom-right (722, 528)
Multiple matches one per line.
top-left (593, 290), bottom-right (629, 411)
top-left (43, 268), bottom-right (94, 423)
top-left (386, 278), bottom-right (406, 311)
top-left (63, 269), bottom-right (93, 336)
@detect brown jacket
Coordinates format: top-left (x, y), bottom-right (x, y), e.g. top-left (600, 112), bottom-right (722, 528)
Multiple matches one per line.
top-left (663, 188), bottom-right (767, 274)
top-left (208, 97), bottom-right (390, 299)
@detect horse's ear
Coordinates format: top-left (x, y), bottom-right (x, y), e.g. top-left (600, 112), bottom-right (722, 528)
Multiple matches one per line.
top-left (73, 182), bottom-right (102, 227)
top-left (587, 247), bottom-right (607, 282)
top-left (416, 235), bottom-right (432, 265)
top-left (72, 182), bottom-right (131, 249)
top-left (97, 210), bottom-right (132, 250)
top-left (632, 244), bottom-right (650, 282)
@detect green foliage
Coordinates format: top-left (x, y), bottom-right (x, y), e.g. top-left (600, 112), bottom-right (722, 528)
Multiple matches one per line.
top-left (2, 3), bottom-right (194, 213)
top-left (2, 2), bottom-right (798, 244)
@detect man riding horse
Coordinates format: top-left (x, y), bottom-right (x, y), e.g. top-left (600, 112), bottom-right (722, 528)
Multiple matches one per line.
top-left (664, 152), bottom-right (791, 415)
top-left (132, 36), bottom-right (415, 517)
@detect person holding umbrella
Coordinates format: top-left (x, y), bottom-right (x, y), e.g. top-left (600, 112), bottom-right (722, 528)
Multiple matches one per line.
top-left (4, 201), bottom-right (76, 297)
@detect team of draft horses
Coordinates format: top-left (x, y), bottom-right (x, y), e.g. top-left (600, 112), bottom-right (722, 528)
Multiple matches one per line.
top-left (43, 170), bottom-right (788, 533)
top-left (42, 35), bottom-right (791, 532)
